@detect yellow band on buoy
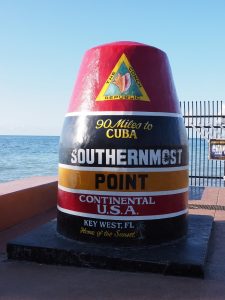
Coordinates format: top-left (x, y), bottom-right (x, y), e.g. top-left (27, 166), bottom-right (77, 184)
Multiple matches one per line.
top-left (58, 167), bottom-right (188, 192)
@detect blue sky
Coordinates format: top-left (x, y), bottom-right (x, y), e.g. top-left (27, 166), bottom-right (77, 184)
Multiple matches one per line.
top-left (0, 0), bottom-right (225, 135)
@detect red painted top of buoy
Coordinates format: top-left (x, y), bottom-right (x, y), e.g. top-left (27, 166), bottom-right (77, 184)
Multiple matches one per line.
top-left (68, 41), bottom-right (180, 113)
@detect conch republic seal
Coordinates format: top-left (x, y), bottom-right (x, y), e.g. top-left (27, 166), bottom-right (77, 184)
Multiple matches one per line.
top-left (57, 41), bottom-right (189, 244)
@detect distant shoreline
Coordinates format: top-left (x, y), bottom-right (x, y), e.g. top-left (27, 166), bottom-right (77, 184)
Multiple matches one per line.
top-left (0, 134), bottom-right (60, 137)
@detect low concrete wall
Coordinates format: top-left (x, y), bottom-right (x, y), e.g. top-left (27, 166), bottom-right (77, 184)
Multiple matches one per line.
top-left (0, 176), bottom-right (57, 231)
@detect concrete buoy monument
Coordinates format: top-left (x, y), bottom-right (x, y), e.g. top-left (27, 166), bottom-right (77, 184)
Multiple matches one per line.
top-left (8, 42), bottom-right (214, 277)
top-left (57, 41), bottom-right (189, 244)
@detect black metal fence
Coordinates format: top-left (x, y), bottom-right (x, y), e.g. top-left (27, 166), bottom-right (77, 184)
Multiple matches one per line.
top-left (180, 101), bottom-right (225, 187)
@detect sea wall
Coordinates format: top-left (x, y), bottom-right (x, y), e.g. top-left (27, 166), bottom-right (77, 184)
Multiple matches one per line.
top-left (0, 176), bottom-right (57, 231)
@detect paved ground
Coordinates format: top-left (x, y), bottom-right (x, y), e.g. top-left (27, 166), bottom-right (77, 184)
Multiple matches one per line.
top-left (1, 188), bottom-right (225, 299)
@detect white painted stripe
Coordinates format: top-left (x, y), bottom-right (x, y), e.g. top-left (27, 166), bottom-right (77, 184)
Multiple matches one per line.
top-left (58, 163), bottom-right (189, 172)
top-left (58, 185), bottom-right (189, 196)
top-left (57, 205), bottom-right (188, 220)
top-left (65, 111), bottom-right (182, 118)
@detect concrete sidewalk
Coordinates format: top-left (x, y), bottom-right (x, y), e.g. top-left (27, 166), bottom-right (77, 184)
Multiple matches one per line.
top-left (0, 187), bottom-right (225, 299)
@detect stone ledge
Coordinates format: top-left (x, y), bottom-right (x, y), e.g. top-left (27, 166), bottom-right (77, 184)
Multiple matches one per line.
top-left (0, 176), bottom-right (57, 231)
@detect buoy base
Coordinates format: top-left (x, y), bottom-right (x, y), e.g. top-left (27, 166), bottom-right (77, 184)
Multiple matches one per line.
top-left (7, 215), bottom-right (213, 278)
top-left (57, 210), bottom-right (188, 245)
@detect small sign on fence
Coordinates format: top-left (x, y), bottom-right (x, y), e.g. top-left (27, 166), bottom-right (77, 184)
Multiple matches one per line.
top-left (209, 139), bottom-right (225, 160)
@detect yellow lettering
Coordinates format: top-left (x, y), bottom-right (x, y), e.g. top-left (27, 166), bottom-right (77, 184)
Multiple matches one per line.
top-left (130, 130), bottom-right (137, 139)
top-left (123, 129), bottom-right (130, 138)
top-left (106, 129), bottom-right (137, 139)
top-left (106, 129), bottom-right (114, 138)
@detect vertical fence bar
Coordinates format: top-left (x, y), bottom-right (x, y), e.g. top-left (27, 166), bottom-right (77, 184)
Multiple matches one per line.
top-left (220, 100), bottom-right (223, 187)
top-left (207, 101), bottom-right (210, 186)
top-left (188, 101), bottom-right (191, 186)
top-left (216, 100), bottom-right (219, 186)
top-left (221, 101), bottom-right (223, 186)
top-left (195, 101), bottom-right (198, 186)
top-left (191, 101), bottom-right (194, 186)
top-left (211, 101), bottom-right (214, 186)
top-left (198, 101), bottom-right (204, 186)
top-left (222, 100), bottom-right (225, 187)
top-left (219, 100), bottom-right (223, 186)
top-left (203, 101), bottom-right (206, 186)
top-left (185, 101), bottom-right (191, 186)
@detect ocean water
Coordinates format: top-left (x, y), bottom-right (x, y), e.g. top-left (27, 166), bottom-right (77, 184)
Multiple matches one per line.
top-left (0, 135), bottom-right (59, 183)
top-left (0, 135), bottom-right (224, 186)
top-left (188, 138), bottom-right (225, 186)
